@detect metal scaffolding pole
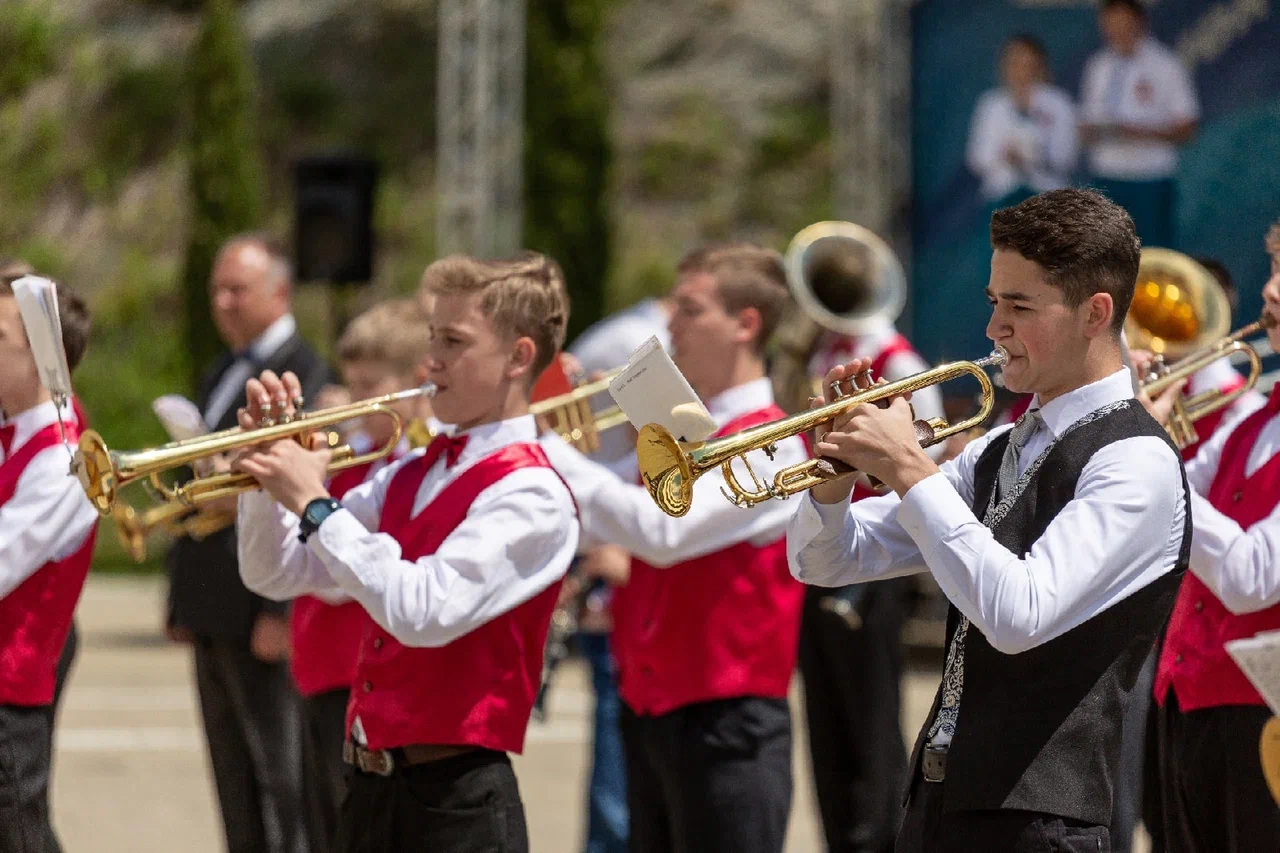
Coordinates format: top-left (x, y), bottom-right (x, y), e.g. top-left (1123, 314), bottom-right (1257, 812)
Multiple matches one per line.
top-left (437, 0), bottom-right (526, 259)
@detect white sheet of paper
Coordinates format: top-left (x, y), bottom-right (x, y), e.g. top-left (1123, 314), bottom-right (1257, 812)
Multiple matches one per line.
top-left (152, 394), bottom-right (209, 442)
top-left (10, 276), bottom-right (72, 401)
top-left (607, 336), bottom-right (717, 443)
top-left (1226, 629), bottom-right (1280, 715)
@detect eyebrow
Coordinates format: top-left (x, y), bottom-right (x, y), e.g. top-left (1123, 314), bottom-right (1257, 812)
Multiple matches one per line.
top-left (986, 288), bottom-right (1038, 302)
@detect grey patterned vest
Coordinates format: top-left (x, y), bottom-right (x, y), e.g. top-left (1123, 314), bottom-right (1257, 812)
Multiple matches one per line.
top-left (905, 400), bottom-right (1190, 826)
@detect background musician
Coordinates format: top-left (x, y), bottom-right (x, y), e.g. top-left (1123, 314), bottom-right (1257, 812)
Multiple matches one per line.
top-left (0, 275), bottom-right (96, 853)
top-left (1138, 219), bottom-right (1280, 853)
top-left (541, 243), bottom-right (807, 853)
top-left (288, 298), bottom-right (433, 853)
top-left (165, 233), bottom-right (328, 853)
top-left (235, 252), bottom-right (578, 852)
top-left (771, 229), bottom-right (942, 853)
top-left (789, 188), bottom-right (1189, 852)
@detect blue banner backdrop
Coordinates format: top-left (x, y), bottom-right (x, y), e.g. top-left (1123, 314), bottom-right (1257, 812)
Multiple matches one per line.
top-left (909, 0), bottom-right (1280, 367)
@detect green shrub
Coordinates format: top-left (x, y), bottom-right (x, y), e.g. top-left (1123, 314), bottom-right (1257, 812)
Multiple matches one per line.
top-left (83, 54), bottom-right (186, 199)
top-left (0, 2), bottom-right (59, 101)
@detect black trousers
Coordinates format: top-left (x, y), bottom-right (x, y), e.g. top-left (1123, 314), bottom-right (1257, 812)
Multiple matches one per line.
top-left (333, 748), bottom-right (528, 853)
top-left (192, 635), bottom-right (306, 853)
top-left (895, 774), bottom-right (1111, 853)
top-left (301, 689), bottom-right (352, 853)
top-left (0, 622), bottom-right (80, 853)
top-left (620, 696), bottom-right (792, 853)
top-left (1158, 694), bottom-right (1280, 853)
top-left (798, 582), bottom-right (908, 853)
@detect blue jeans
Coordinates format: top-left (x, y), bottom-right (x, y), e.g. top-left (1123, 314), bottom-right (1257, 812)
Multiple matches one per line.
top-left (579, 632), bottom-right (628, 853)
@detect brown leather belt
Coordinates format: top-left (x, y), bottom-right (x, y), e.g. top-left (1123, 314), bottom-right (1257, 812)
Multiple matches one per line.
top-left (342, 741), bottom-right (476, 776)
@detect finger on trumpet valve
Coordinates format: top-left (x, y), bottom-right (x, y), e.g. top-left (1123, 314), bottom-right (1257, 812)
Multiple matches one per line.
top-left (857, 369), bottom-right (874, 389)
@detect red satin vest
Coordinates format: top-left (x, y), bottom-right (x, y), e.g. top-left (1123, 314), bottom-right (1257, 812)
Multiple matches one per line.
top-left (289, 461), bottom-right (375, 698)
top-left (614, 406), bottom-right (806, 716)
top-left (0, 415), bottom-right (96, 706)
top-left (1155, 401), bottom-right (1280, 710)
top-left (344, 444), bottom-right (569, 752)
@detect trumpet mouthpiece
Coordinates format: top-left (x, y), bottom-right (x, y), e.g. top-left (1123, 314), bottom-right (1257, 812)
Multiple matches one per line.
top-left (979, 347), bottom-right (1010, 368)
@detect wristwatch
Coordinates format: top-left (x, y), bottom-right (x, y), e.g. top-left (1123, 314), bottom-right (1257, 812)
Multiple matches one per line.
top-left (298, 497), bottom-right (342, 543)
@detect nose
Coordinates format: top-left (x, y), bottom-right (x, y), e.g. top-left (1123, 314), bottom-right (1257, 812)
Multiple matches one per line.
top-left (986, 308), bottom-right (1011, 345)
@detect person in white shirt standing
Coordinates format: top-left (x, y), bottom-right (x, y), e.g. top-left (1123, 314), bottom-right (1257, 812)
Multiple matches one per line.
top-left (1079, 0), bottom-right (1199, 248)
top-left (0, 275), bottom-right (97, 853)
top-left (967, 34), bottom-right (1079, 207)
top-left (788, 188), bottom-right (1189, 852)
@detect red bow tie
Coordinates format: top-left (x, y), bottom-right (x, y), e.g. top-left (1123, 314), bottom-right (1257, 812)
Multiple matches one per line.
top-left (0, 423), bottom-right (14, 457)
top-left (421, 433), bottom-right (470, 470)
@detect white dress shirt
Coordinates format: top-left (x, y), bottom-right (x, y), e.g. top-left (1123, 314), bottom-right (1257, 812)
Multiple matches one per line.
top-left (539, 377), bottom-right (808, 567)
top-left (236, 414), bottom-right (580, 647)
top-left (0, 400), bottom-right (98, 600)
top-left (568, 299), bottom-right (672, 480)
top-left (966, 84), bottom-right (1079, 200)
top-left (1080, 37), bottom-right (1199, 180)
top-left (1183, 393), bottom-right (1280, 614)
top-left (204, 314), bottom-right (298, 428)
top-left (788, 367), bottom-right (1186, 655)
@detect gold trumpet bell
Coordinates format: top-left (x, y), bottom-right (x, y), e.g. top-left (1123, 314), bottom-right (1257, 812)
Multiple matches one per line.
top-left (75, 430), bottom-right (119, 514)
top-left (637, 424), bottom-right (696, 517)
top-left (1126, 248), bottom-right (1231, 359)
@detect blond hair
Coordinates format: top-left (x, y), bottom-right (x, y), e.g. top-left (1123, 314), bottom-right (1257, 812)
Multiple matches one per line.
top-left (336, 298), bottom-right (433, 375)
top-left (677, 242), bottom-right (790, 353)
top-left (420, 251), bottom-right (570, 378)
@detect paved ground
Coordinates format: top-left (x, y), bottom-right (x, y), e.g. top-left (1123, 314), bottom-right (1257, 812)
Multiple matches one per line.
top-left (50, 576), bottom-right (1149, 852)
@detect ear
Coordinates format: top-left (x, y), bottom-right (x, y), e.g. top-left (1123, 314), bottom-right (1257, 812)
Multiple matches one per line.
top-left (733, 306), bottom-right (763, 348)
top-left (1081, 292), bottom-right (1115, 339)
top-left (505, 336), bottom-right (537, 380)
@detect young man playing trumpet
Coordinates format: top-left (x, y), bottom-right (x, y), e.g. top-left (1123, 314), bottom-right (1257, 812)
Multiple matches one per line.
top-left (788, 188), bottom-right (1189, 852)
top-left (1137, 220), bottom-right (1280, 853)
top-left (233, 252), bottom-right (579, 852)
top-left (540, 243), bottom-right (808, 853)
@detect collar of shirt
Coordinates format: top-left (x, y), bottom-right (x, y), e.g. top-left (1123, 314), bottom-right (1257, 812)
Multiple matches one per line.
top-left (0, 399), bottom-right (72, 462)
top-left (1027, 367), bottom-right (1135, 440)
top-left (241, 313), bottom-right (297, 363)
top-left (704, 378), bottom-right (776, 430)
top-left (446, 413), bottom-right (539, 470)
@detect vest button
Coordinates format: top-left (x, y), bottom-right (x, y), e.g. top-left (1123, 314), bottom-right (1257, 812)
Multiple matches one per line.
top-left (363, 680), bottom-right (373, 692)
top-left (1194, 600), bottom-right (1204, 613)
top-left (1175, 653), bottom-right (1184, 664)
top-left (1232, 491), bottom-right (1243, 503)
top-left (372, 637), bottom-right (383, 650)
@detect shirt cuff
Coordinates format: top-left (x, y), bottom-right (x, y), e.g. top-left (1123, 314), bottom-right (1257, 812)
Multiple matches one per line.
top-left (792, 491), bottom-right (853, 547)
top-left (895, 471), bottom-right (975, 553)
top-left (309, 508), bottom-right (385, 596)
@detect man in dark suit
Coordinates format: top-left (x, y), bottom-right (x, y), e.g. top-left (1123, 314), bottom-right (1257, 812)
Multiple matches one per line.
top-left (166, 234), bottom-right (330, 853)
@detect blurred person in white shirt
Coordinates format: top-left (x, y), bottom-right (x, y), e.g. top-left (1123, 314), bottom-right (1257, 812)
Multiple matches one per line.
top-left (967, 34), bottom-right (1079, 206)
top-left (1079, 0), bottom-right (1198, 247)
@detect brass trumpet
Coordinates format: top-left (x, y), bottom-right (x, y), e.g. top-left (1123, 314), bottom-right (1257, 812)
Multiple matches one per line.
top-left (111, 502), bottom-right (235, 562)
top-left (637, 349), bottom-right (1008, 517)
top-left (73, 385), bottom-right (436, 515)
top-left (1140, 315), bottom-right (1276, 449)
top-left (530, 369), bottom-right (631, 454)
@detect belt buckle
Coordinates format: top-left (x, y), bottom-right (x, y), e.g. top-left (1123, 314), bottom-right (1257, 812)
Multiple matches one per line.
top-left (344, 741), bottom-right (396, 776)
top-left (922, 744), bottom-right (948, 783)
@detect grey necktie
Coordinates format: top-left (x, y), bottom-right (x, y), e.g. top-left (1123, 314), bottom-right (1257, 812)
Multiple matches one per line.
top-left (927, 408), bottom-right (1045, 745)
top-left (996, 408), bottom-right (1045, 503)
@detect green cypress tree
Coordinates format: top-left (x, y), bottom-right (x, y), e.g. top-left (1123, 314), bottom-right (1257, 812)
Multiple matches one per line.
top-left (181, 0), bottom-right (264, 390)
top-left (523, 0), bottom-right (612, 344)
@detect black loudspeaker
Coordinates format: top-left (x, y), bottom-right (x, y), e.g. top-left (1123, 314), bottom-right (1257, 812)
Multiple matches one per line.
top-left (293, 154), bottom-right (379, 284)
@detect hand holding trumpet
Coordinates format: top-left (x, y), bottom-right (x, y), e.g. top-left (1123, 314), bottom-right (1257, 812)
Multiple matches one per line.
top-left (232, 369), bottom-right (333, 517)
top-left (808, 357), bottom-right (938, 503)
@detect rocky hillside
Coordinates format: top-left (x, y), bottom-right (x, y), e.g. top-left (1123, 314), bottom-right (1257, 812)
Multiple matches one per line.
top-left (4, 0), bottom-right (837, 317)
